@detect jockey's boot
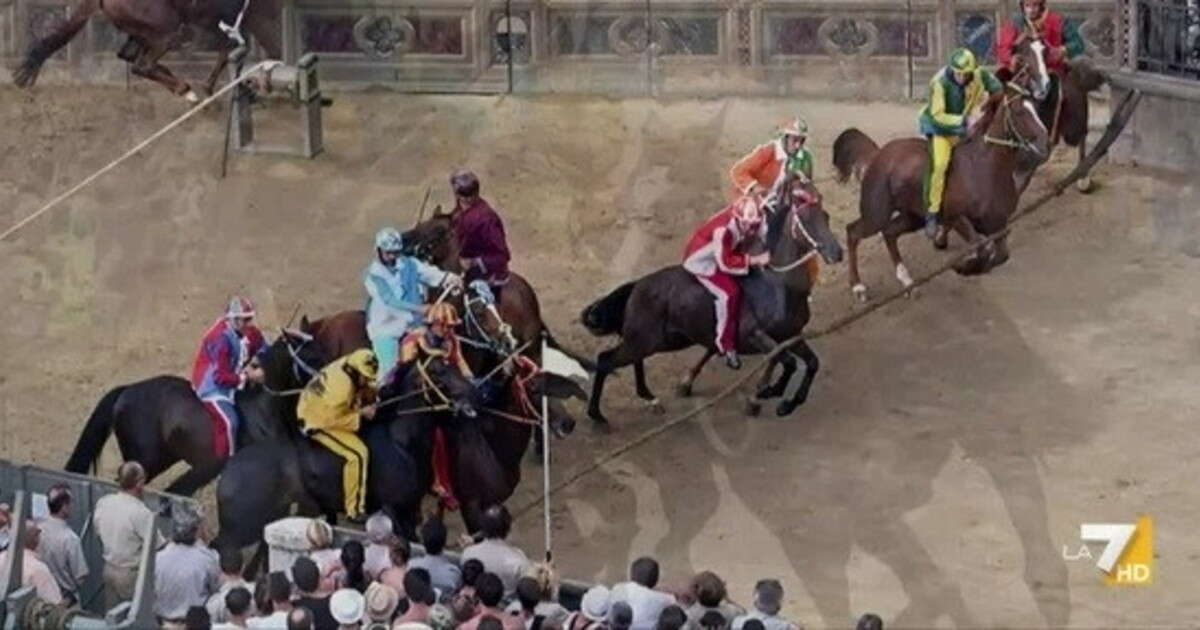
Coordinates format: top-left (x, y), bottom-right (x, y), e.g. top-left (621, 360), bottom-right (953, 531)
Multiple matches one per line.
top-left (924, 212), bottom-right (939, 240)
top-left (724, 350), bottom-right (742, 370)
top-left (933, 225), bottom-right (949, 250)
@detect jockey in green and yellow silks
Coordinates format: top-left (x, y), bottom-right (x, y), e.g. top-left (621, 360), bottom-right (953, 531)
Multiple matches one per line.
top-left (918, 48), bottom-right (1004, 241)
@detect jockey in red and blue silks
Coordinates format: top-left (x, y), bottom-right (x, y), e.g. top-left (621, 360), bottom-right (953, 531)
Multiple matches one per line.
top-left (190, 296), bottom-right (266, 456)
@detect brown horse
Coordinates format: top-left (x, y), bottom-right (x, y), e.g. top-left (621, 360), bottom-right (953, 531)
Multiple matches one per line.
top-left (581, 175), bottom-right (843, 426)
top-left (834, 84), bottom-right (1050, 302)
top-left (12, 0), bottom-right (281, 100)
top-left (1001, 34), bottom-right (1107, 194)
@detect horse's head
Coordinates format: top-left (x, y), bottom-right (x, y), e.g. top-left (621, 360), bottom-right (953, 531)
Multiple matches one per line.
top-left (403, 208), bottom-right (460, 270)
top-left (262, 328), bottom-right (326, 391)
top-left (1004, 34), bottom-right (1052, 102)
top-left (524, 372), bottom-right (586, 438)
top-left (980, 85), bottom-right (1051, 162)
top-left (463, 281), bottom-right (518, 355)
top-left (417, 354), bottom-right (483, 419)
top-left (770, 174), bottom-right (843, 266)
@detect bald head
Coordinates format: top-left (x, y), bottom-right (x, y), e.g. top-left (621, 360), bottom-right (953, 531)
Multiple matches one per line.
top-left (22, 520), bottom-right (41, 551)
top-left (117, 461), bottom-right (146, 493)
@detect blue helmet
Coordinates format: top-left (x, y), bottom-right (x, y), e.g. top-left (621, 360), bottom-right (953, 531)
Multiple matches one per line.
top-left (374, 227), bottom-right (403, 253)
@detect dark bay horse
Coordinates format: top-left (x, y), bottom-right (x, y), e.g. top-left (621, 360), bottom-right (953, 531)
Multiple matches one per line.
top-left (12, 0), bottom-right (281, 100)
top-left (213, 354), bottom-right (483, 548)
top-left (64, 330), bottom-right (324, 496)
top-left (581, 175), bottom-right (844, 426)
top-left (834, 84), bottom-right (1050, 301)
top-left (1001, 34), bottom-right (1108, 194)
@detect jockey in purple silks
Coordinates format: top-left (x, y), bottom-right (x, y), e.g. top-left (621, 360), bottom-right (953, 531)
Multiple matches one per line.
top-left (448, 170), bottom-right (512, 301)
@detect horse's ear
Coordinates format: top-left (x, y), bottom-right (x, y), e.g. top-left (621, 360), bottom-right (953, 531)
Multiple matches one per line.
top-left (995, 66), bottom-right (1014, 83)
top-left (432, 204), bottom-right (444, 217)
top-left (299, 315), bottom-right (311, 332)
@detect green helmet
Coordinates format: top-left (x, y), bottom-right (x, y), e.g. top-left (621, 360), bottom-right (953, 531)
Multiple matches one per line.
top-left (948, 48), bottom-right (979, 73)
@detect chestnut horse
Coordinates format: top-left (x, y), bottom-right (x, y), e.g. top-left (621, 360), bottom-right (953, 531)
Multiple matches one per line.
top-left (834, 84), bottom-right (1050, 301)
top-left (12, 0), bottom-right (281, 100)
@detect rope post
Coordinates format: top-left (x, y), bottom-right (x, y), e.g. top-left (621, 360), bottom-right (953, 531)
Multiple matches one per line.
top-left (540, 329), bottom-right (552, 563)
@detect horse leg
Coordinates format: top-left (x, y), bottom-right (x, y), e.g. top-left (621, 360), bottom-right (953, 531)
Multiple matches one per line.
top-left (632, 360), bottom-right (664, 414)
top-left (949, 217), bottom-right (991, 276)
top-left (588, 344), bottom-right (638, 430)
top-left (756, 352), bottom-right (796, 400)
top-left (846, 218), bottom-right (869, 300)
top-left (1075, 132), bottom-right (1092, 193)
top-left (776, 340), bottom-right (820, 417)
top-left (676, 349), bottom-right (714, 398)
top-left (164, 455), bottom-right (226, 496)
top-left (881, 213), bottom-right (922, 294)
top-left (130, 38), bottom-right (198, 102)
top-left (203, 44), bottom-right (232, 95)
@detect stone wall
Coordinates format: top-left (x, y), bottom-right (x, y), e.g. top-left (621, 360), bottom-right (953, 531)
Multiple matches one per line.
top-left (0, 0), bottom-right (1123, 97)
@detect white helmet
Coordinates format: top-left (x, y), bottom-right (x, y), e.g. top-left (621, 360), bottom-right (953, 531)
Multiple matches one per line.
top-left (374, 227), bottom-right (403, 253)
top-left (225, 296), bottom-right (255, 320)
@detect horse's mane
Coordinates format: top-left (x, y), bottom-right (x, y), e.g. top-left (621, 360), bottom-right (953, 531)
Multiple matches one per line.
top-left (765, 191), bottom-right (791, 251)
top-left (965, 92), bottom-right (1006, 145)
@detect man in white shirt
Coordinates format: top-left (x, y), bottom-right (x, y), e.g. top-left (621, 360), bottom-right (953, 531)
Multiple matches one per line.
top-left (247, 572), bottom-right (293, 629)
top-left (36, 484), bottom-right (89, 605)
top-left (0, 519), bottom-right (63, 604)
top-left (407, 517), bottom-right (462, 595)
top-left (731, 580), bottom-right (799, 630)
top-left (93, 462), bottom-right (159, 609)
top-left (154, 506), bottom-right (221, 624)
top-left (208, 546), bottom-right (253, 623)
top-left (214, 586), bottom-right (254, 629)
top-left (461, 505), bottom-right (529, 596)
top-left (362, 513), bottom-right (395, 580)
top-left (610, 557), bottom-right (677, 630)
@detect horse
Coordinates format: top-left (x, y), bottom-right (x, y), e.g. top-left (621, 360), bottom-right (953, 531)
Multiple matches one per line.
top-left (1001, 33), bottom-right (1108, 194)
top-left (581, 174), bottom-right (844, 426)
top-left (64, 329), bottom-right (324, 496)
top-left (11, 0), bottom-right (281, 100)
top-left (834, 83), bottom-right (1050, 302)
top-left (212, 352), bottom-right (483, 549)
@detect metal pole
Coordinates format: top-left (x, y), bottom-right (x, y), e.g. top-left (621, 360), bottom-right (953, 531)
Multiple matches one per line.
top-left (645, 0), bottom-right (653, 98)
top-left (505, 0), bottom-right (514, 93)
top-left (541, 331), bottom-right (552, 562)
top-left (906, 0), bottom-right (914, 100)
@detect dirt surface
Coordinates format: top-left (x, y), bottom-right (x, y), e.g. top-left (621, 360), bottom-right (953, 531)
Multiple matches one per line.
top-left (1, 86), bottom-right (1198, 628)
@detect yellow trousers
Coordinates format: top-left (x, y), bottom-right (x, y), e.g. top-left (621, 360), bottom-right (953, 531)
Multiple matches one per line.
top-left (311, 429), bottom-right (368, 518)
top-left (926, 134), bottom-right (960, 214)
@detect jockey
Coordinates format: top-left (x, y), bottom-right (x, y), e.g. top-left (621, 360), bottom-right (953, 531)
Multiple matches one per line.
top-left (190, 296), bottom-right (267, 457)
top-left (398, 301), bottom-right (471, 511)
top-left (682, 195), bottom-right (770, 370)
top-left (918, 47), bottom-right (1003, 242)
top-left (729, 118), bottom-right (819, 285)
top-left (449, 170), bottom-right (512, 298)
top-left (996, 0), bottom-right (1085, 78)
top-left (296, 348), bottom-right (380, 522)
top-left (364, 227), bottom-right (461, 387)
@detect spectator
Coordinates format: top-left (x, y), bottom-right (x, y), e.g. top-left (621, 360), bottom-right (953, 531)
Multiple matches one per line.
top-left (93, 461), bottom-right (158, 608)
top-left (408, 517), bottom-right (462, 595)
top-left (426, 604), bottom-right (456, 630)
top-left (564, 585), bottom-right (610, 630)
top-left (294, 556), bottom-right (339, 630)
top-left (253, 576), bottom-right (275, 621)
top-left (0, 519), bottom-right (63, 604)
top-left (731, 580), bottom-right (797, 630)
top-left (395, 569), bottom-right (435, 624)
top-left (288, 608), bottom-right (315, 630)
top-left (505, 571), bottom-right (566, 630)
top-left (363, 513), bottom-right (395, 580)
top-left (214, 586), bottom-right (254, 629)
top-left (209, 547), bottom-right (253, 623)
top-left (461, 505), bottom-right (530, 596)
top-left (186, 605), bottom-right (213, 630)
top-left (854, 614), bottom-right (882, 630)
top-left (156, 504), bottom-right (221, 624)
top-left (741, 622), bottom-right (763, 630)
top-left (656, 606), bottom-right (687, 630)
top-left (36, 483), bottom-right (89, 605)
top-left (610, 603), bottom-right (633, 630)
top-left (362, 582), bottom-right (400, 629)
top-left (476, 616), bottom-right (504, 630)
top-left (330, 587), bottom-right (366, 629)
top-left (460, 572), bottom-right (523, 630)
top-left (378, 538), bottom-right (411, 599)
top-left (336, 540), bottom-right (369, 593)
top-left (697, 612), bottom-right (725, 630)
top-left (307, 519), bottom-right (341, 594)
top-left (684, 573), bottom-right (744, 630)
top-left (249, 572), bottom-right (294, 629)
top-left (611, 558), bottom-right (676, 630)
top-left (450, 559), bottom-right (485, 623)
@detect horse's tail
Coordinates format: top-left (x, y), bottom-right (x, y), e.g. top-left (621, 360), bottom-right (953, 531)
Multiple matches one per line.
top-left (832, 128), bottom-right (880, 183)
top-left (12, 0), bottom-right (99, 88)
top-left (580, 281), bottom-right (635, 336)
top-left (65, 384), bottom-right (123, 474)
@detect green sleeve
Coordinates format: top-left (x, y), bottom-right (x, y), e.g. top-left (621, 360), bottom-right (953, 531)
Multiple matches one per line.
top-left (1063, 19), bottom-right (1085, 58)
top-left (929, 80), bottom-right (965, 128)
top-left (980, 68), bottom-right (1003, 94)
top-left (801, 149), bottom-right (813, 179)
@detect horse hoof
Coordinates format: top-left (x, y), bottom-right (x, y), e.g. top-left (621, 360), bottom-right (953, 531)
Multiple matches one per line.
top-left (589, 415), bottom-right (613, 433)
top-left (776, 400), bottom-right (800, 416)
top-left (745, 400), bottom-right (762, 417)
top-left (675, 383), bottom-right (693, 398)
top-left (644, 398), bottom-right (665, 415)
top-left (183, 90), bottom-right (200, 104)
top-left (852, 283), bottom-right (869, 302)
top-left (1077, 177), bottom-right (1094, 194)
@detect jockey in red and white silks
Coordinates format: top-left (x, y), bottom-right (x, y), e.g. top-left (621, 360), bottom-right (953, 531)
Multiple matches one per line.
top-left (682, 195), bottom-right (769, 370)
top-left (190, 296), bottom-right (266, 457)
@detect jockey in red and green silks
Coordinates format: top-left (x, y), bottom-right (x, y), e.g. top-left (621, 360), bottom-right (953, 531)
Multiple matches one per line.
top-left (917, 47), bottom-right (1004, 240)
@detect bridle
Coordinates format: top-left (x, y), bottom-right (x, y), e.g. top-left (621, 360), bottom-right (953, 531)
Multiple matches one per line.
top-left (279, 329), bottom-right (320, 382)
top-left (765, 188), bottom-right (822, 273)
top-left (983, 86), bottom-right (1046, 159)
top-left (459, 289), bottom-right (517, 355)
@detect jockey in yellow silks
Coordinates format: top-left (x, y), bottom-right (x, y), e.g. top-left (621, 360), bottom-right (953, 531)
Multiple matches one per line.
top-left (918, 48), bottom-right (1003, 242)
top-left (297, 348), bottom-right (380, 520)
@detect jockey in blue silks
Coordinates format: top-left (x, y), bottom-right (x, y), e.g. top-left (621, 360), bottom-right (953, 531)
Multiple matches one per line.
top-left (363, 227), bottom-right (462, 385)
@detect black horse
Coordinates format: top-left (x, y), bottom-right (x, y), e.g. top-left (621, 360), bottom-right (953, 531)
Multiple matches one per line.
top-left (64, 330), bottom-right (324, 496)
top-left (582, 174), bottom-right (844, 425)
top-left (212, 353), bottom-right (483, 548)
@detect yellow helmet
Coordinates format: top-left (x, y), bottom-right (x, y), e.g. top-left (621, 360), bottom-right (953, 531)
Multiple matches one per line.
top-left (426, 302), bottom-right (461, 328)
top-left (948, 48), bottom-right (979, 73)
top-left (343, 349), bottom-right (379, 381)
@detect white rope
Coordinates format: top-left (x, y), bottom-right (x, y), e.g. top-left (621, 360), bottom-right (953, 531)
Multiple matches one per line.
top-left (0, 59), bottom-right (283, 244)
